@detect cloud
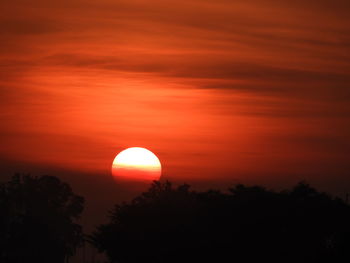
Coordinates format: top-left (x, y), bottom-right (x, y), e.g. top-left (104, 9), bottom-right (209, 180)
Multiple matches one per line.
top-left (0, 18), bottom-right (62, 35)
top-left (0, 0), bottom-right (349, 187)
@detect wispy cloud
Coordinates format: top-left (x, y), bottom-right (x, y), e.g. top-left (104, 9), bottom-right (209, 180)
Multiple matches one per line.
top-left (0, 0), bottom-right (349, 186)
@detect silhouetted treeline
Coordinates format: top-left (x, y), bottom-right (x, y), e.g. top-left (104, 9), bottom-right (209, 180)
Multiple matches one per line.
top-left (0, 174), bottom-right (84, 263)
top-left (1, 175), bottom-right (350, 263)
top-left (92, 181), bottom-right (350, 263)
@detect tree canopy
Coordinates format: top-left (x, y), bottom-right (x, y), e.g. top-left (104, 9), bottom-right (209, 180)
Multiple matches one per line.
top-left (92, 181), bottom-right (350, 263)
top-left (0, 174), bottom-right (84, 263)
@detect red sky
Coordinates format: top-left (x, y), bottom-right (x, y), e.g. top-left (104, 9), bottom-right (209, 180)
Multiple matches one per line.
top-left (1, 0), bottom-right (350, 197)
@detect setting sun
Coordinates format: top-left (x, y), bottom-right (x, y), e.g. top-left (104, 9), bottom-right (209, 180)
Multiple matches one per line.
top-left (112, 147), bottom-right (161, 182)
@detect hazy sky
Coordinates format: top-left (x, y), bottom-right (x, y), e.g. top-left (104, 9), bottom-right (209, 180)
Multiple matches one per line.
top-left (1, 0), bottom-right (350, 199)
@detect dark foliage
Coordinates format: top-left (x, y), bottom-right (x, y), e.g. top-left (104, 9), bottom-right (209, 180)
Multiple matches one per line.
top-left (0, 174), bottom-right (84, 263)
top-left (92, 181), bottom-right (350, 263)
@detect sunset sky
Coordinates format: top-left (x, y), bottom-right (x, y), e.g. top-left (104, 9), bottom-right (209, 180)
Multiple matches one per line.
top-left (1, 0), bottom-right (350, 215)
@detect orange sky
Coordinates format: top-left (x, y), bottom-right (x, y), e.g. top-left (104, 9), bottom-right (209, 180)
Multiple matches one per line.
top-left (1, 0), bottom-right (350, 193)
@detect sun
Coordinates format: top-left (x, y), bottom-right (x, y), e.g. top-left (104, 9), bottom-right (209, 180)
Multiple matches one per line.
top-left (112, 147), bottom-right (162, 182)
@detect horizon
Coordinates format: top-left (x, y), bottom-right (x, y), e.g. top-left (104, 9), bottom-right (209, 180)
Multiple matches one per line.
top-left (1, 1), bottom-right (350, 261)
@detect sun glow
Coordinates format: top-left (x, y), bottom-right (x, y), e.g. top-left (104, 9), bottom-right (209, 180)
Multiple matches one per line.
top-left (112, 147), bottom-right (161, 181)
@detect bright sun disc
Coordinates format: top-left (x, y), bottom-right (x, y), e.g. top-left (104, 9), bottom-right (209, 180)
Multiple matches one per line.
top-left (112, 147), bottom-right (161, 182)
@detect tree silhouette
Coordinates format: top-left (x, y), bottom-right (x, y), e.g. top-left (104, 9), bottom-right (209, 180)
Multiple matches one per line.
top-left (0, 174), bottom-right (84, 263)
top-left (92, 181), bottom-right (350, 263)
